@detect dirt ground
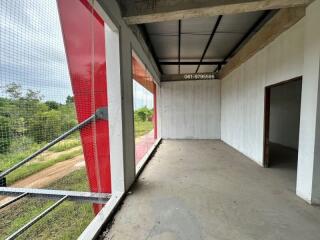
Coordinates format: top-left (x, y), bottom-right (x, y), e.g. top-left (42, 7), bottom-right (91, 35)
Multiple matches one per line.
top-left (32, 146), bottom-right (82, 163)
top-left (0, 155), bottom-right (85, 205)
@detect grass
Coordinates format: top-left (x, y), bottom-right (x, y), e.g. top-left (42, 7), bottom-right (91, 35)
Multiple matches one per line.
top-left (0, 120), bottom-right (153, 239)
top-left (5, 148), bottom-right (83, 185)
top-left (134, 120), bottom-right (153, 138)
top-left (0, 120), bottom-right (149, 186)
top-left (0, 168), bottom-right (95, 240)
top-left (0, 144), bottom-right (42, 171)
top-left (49, 138), bottom-right (81, 153)
top-left (0, 136), bottom-right (83, 185)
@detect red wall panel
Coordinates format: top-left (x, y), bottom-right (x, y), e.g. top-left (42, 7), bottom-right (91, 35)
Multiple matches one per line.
top-left (57, 0), bottom-right (110, 213)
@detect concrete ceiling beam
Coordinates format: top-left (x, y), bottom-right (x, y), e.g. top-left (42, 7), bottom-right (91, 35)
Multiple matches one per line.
top-left (218, 6), bottom-right (306, 79)
top-left (120, 0), bottom-right (312, 24)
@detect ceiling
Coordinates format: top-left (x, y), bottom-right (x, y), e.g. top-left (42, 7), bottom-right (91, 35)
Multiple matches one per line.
top-left (142, 10), bottom-right (274, 75)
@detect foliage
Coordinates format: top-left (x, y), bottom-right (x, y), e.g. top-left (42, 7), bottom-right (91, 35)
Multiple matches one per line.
top-left (5, 82), bottom-right (43, 101)
top-left (66, 95), bottom-right (74, 104)
top-left (30, 110), bottom-right (63, 143)
top-left (50, 138), bottom-right (81, 153)
top-left (0, 143), bottom-right (41, 172)
top-left (133, 106), bottom-right (154, 138)
top-left (134, 106), bottom-right (153, 122)
top-left (0, 84), bottom-right (90, 239)
top-left (0, 83), bottom-right (77, 150)
top-left (0, 116), bottom-right (12, 153)
top-left (134, 120), bottom-right (153, 138)
top-left (45, 100), bottom-right (61, 110)
top-left (5, 148), bottom-right (83, 185)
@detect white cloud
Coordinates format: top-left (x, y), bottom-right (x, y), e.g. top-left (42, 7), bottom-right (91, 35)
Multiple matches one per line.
top-left (0, 0), bottom-right (72, 103)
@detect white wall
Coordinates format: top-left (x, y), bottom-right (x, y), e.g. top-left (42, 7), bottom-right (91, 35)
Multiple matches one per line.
top-left (221, 19), bottom-right (304, 165)
top-left (161, 80), bottom-right (221, 139)
top-left (297, 0), bottom-right (320, 204)
top-left (269, 80), bottom-right (302, 149)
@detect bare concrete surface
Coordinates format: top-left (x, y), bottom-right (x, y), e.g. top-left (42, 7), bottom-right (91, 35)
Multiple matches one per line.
top-left (102, 140), bottom-right (320, 240)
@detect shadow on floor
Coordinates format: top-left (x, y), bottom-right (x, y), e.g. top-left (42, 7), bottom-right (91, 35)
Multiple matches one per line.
top-left (268, 142), bottom-right (298, 190)
top-left (269, 142), bottom-right (298, 170)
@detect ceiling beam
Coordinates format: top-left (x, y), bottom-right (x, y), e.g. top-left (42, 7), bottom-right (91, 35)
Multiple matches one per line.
top-left (160, 61), bottom-right (226, 65)
top-left (121, 0), bottom-right (312, 25)
top-left (196, 16), bottom-right (222, 73)
top-left (218, 7), bottom-right (305, 79)
top-left (214, 10), bottom-right (271, 73)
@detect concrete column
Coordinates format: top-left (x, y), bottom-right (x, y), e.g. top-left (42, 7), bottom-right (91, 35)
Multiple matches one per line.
top-left (100, 4), bottom-right (136, 193)
top-left (119, 30), bottom-right (136, 191)
top-left (296, 0), bottom-right (320, 204)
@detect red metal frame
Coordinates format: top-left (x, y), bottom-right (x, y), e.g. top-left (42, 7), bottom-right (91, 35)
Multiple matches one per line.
top-left (57, 0), bottom-right (110, 214)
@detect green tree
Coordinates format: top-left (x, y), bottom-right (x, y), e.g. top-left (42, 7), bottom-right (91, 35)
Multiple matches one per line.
top-left (66, 95), bottom-right (74, 104)
top-left (0, 116), bottom-right (12, 153)
top-left (24, 89), bottom-right (43, 101)
top-left (5, 83), bottom-right (23, 99)
top-left (30, 110), bottom-right (62, 143)
top-left (45, 101), bottom-right (60, 110)
top-left (134, 106), bottom-right (153, 122)
top-left (0, 83), bottom-right (78, 149)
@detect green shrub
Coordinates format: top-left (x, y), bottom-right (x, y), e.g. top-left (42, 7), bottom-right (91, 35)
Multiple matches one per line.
top-left (45, 101), bottom-right (60, 110)
top-left (134, 106), bottom-right (153, 122)
top-left (0, 116), bottom-right (12, 153)
top-left (29, 110), bottom-right (62, 143)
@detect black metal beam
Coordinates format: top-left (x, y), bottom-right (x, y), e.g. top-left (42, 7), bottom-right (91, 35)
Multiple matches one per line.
top-left (178, 20), bottom-right (181, 74)
top-left (140, 25), bottom-right (163, 74)
top-left (195, 15), bottom-right (223, 73)
top-left (214, 10), bottom-right (271, 73)
top-left (160, 61), bottom-right (226, 65)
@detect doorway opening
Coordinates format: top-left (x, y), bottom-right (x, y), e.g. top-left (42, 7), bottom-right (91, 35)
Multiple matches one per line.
top-left (263, 77), bottom-right (302, 183)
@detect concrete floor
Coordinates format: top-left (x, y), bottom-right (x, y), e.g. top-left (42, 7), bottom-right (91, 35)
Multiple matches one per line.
top-left (102, 140), bottom-right (320, 240)
top-left (269, 142), bottom-right (298, 170)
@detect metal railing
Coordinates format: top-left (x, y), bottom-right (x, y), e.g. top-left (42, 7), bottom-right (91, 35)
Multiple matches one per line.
top-left (0, 106), bottom-right (110, 239)
top-left (0, 107), bottom-right (107, 180)
top-left (5, 195), bottom-right (69, 240)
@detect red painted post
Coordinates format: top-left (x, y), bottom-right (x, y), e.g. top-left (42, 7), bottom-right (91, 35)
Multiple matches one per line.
top-left (57, 0), bottom-right (111, 214)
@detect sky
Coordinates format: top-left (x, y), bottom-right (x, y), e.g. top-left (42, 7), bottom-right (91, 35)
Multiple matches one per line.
top-left (0, 0), bottom-right (72, 103)
top-left (133, 80), bottom-right (153, 110)
top-left (0, 0), bottom-right (153, 109)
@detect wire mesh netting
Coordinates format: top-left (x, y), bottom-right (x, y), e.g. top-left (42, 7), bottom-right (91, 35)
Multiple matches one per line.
top-left (0, 0), bottom-right (110, 238)
top-left (0, 170), bottom-right (94, 239)
top-left (0, 0), bottom-right (84, 185)
top-left (0, 0), bottom-right (76, 156)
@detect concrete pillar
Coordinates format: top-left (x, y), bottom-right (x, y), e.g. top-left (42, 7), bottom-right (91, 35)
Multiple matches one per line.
top-left (296, 0), bottom-right (320, 204)
top-left (106, 25), bottom-right (136, 193)
top-left (95, 0), bottom-right (136, 193)
top-left (119, 30), bottom-right (136, 191)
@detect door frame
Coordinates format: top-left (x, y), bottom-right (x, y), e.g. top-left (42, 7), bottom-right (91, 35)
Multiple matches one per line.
top-left (263, 76), bottom-right (302, 168)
